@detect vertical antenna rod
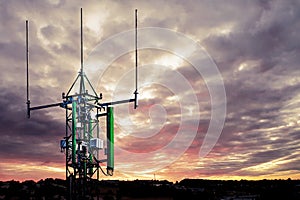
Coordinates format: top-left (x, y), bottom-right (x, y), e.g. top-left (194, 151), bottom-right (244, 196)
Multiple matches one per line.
top-left (81, 8), bottom-right (83, 73)
top-left (80, 8), bottom-right (83, 73)
top-left (26, 20), bottom-right (31, 118)
top-left (79, 8), bottom-right (85, 94)
top-left (134, 9), bottom-right (138, 109)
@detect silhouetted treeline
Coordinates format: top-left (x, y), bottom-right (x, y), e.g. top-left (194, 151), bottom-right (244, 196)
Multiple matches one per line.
top-left (177, 178), bottom-right (300, 200)
top-left (0, 178), bottom-right (300, 199)
top-left (0, 178), bottom-right (66, 199)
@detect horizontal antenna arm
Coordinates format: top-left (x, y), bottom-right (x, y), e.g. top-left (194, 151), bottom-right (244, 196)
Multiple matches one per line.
top-left (30, 102), bottom-right (64, 111)
top-left (98, 98), bottom-right (135, 108)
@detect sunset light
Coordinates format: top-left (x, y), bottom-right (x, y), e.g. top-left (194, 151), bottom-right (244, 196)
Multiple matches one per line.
top-left (1, 0), bottom-right (300, 185)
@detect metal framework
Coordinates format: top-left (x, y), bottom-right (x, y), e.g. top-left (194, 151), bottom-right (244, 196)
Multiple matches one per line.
top-left (26, 8), bottom-right (139, 200)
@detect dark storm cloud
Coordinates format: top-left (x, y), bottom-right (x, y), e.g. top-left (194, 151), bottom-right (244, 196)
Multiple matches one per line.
top-left (203, 0), bottom-right (300, 72)
top-left (0, 87), bottom-right (64, 163)
top-left (202, 0), bottom-right (300, 149)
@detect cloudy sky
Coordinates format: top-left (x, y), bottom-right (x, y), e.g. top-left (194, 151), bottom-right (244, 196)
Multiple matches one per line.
top-left (1, 0), bottom-right (300, 182)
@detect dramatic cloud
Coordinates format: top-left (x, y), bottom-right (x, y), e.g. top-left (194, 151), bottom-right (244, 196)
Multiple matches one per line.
top-left (1, 0), bottom-right (300, 181)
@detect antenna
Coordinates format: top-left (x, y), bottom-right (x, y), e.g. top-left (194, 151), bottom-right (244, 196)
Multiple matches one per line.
top-left (134, 9), bottom-right (138, 109)
top-left (26, 20), bottom-right (30, 118)
top-left (79, 8), bottom-right (85, 95)
top-left (81, 7), bottom-right (83, 73)
top-left (26, 8), bottom-right (140, 199)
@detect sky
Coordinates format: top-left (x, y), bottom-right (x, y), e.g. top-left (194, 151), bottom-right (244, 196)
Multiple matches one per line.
top-left (1, 0), bottom-right (300, 182)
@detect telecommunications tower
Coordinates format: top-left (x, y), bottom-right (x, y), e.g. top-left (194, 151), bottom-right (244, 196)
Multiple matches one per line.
top-left (26, 8), bottom-right (139, 199)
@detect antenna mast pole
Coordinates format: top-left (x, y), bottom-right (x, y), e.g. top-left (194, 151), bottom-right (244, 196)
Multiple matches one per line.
top-left (79, 7), bottom-right (85, 94)
top-left (81, 8), bottom-right (83, 73)
top-left (134, 9), bottom-right (138, 109)
top-left (26, 20), bottom-right (30, 118)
